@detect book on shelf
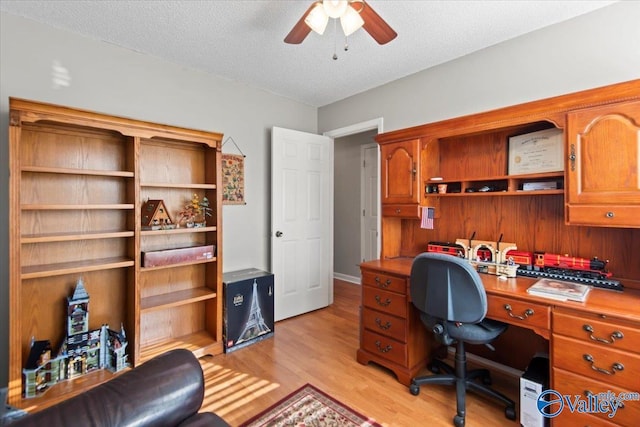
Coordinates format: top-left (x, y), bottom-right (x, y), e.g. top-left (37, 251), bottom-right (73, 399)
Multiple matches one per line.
top-left (526, 278), bottom-right (591, 302)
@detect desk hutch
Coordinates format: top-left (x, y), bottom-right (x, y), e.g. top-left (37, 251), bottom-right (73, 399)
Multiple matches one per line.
top-left (8, 98), bottom-right (224, 411)
top-left (357, 80), bottom-right (640, 426)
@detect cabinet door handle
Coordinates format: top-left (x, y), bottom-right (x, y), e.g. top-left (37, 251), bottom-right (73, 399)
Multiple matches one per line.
top-left (503, 304), bottom-right (534, 320)
top-left (375, 295), bottom-right (392, 307)
top-left (582, 354), bottom-right (624, 375)
top-left (375, 318), bottom-right (392, 330)
top-left (583, 324), bottom-right (623, 344)
top-left (605, 211), bottom-right (615, 218)
top-left (375, 340), bottom-right (392, 353)
top-left (569, 143), bottom-right (576, 171)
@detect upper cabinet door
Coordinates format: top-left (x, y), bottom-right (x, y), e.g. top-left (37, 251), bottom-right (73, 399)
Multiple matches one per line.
top-left (566, 100), bottom-right (640, 227)
top-left (380, 139), bottom-right (420, 205)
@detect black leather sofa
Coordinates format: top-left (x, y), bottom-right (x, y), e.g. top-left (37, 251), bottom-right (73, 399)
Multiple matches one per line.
top-left (10, 349), bottom-right (230, 427)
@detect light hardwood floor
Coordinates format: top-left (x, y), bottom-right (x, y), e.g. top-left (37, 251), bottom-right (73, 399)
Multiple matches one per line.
top-left (198, 280), bottom-right (520, 427)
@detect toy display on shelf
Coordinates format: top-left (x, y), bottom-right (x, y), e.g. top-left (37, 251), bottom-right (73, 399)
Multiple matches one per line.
top-left (22, 278), bottom-right (129, 399)
top-left (427, 236), bottom-right (520, 278)
top-left (177, 194), bottom-right (213, 228)
top-left (141, 199), bottom-right (175, 230)
top-left (427, 239), bottom-right (622, 291)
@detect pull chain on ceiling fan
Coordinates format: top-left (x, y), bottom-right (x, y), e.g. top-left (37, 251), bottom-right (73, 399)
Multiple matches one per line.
top-left (284, 0), bottom-right (397, 46)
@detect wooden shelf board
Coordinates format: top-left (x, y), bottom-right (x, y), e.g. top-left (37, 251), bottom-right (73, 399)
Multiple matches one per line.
top-left (22, 165), bottom-right (134, 178)
top-left (427, 171), bottom-right (564, 183)
top-left (139, 331), bottom-right (221, 363)
top-left (21, 204), bottom-right (135, 210)
top-left (9, 368), bottom-right (127, 411)
top-left (140, 257), bottom-right (216, 272)
top-left (141, 226), bottom-right (216, 236)
top-left (141, 182), bottom-right (216, 189)
top-left (22, 230), bottom-right (134, 244)
top-left (431, 190), bottom-right (564, 197)
top-left (22, 257), bottom-right (135, 279)
top-left (141, 287), bottom-right (217, 313)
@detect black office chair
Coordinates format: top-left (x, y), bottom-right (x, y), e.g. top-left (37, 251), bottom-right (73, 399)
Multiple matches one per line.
top-left (409, 252), bottom-right (516, 427)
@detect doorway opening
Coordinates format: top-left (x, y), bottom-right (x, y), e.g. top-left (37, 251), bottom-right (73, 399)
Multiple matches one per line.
top-left (324, 119), bottom-right (383, 287)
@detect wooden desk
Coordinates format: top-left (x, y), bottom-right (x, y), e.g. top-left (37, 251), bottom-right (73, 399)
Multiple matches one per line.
top-left (357, 258), bottom-right (640, 426)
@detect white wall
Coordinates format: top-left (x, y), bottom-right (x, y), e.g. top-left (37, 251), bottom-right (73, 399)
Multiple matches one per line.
top-left (0, 12), bottom-right (317, 387)
top-left (318, 1), bottom-right (640, 133)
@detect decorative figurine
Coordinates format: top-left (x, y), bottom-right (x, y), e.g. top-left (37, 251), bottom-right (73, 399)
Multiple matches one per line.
top-left (141, 199), bottom-right (175, 230)
top-left (177, 194), bottom-right (213, 228)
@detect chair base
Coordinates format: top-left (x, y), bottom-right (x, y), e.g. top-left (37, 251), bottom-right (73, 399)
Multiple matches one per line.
top-left (409, 342), bottom-right (516, 427)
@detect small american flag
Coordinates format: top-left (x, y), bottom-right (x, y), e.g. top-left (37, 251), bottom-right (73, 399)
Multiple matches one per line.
top-left (421, 207), bottom-right (434, 229)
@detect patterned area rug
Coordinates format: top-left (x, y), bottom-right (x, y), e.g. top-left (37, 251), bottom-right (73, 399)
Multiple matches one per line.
top-left (239, 384), bottom-right (382, 427)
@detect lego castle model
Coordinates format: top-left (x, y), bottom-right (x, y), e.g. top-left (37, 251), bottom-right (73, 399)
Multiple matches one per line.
top-left (23, 278), bottom-right (129, 398)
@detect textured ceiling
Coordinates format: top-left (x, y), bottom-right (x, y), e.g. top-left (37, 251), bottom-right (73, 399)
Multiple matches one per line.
top-left (0, 0), bottom-right (617, 107)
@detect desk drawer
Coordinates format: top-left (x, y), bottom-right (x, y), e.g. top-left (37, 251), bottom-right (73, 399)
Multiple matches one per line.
top-left (552, 407), bottom-right (618, 427)
top-left (553, 310), bottom-right (640, 354)
top-left (362, 287), bottom-right (407, 318)
top-left (487, 295), bottom-right (550, 331)
top-left (361, 329), bottom-right (407, 366)
top-left (362, 307), bottom-right (407, 341)
top-left (553, 368), bottom-right (638, 427)
top-left (382, 204), bottom-right (420, 219)
top-left (553, 335), bottom-right (640, 390)
top-left (361, 270), bottom-right (406, 294)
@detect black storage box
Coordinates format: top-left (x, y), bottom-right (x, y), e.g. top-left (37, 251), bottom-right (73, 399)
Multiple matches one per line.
top-left (222, 268), bottom-right (274, 353)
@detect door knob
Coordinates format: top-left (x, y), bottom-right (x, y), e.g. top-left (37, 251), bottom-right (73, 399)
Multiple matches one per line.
top-left (275, 231), bottom-right (283, 237)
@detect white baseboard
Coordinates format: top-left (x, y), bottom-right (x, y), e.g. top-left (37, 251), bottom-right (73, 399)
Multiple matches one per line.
top-left (333, 273), bottom-right (361, 284)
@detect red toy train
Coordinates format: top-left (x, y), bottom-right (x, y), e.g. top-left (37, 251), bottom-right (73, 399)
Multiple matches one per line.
top-left (426, 241), bottom-right (621, 290)
top-left (504, 250), bottom-right (612, 281)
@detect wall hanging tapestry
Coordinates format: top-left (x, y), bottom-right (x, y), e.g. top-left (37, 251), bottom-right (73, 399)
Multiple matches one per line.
top-left (221, 136), bottom-right (246, 205)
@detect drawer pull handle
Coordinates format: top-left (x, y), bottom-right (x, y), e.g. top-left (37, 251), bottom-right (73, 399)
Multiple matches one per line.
top-left (375, 318), bottom-right (392, 330)
top-left (585, 390), bottom-right (626, 409)
top-left (374, 276), bottom-right (391, 288)
top-left (375, 340), bottom-right (392, 353)
top-left (583, 324), bottom-right (624, 344)
top-left (375, 295), bottom-right (392, 307)
top-left (582, 354), bottom-right (624, 375)
top-left (503, 304), bottom-right (534, 320)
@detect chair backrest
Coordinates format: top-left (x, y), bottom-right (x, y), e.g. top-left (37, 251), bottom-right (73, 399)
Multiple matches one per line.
top-left (410, 252), bottom-right (487, 324)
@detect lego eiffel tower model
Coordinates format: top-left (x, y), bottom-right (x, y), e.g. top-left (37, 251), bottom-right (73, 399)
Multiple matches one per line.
top-left (237, 279), bottom-right (271, 344)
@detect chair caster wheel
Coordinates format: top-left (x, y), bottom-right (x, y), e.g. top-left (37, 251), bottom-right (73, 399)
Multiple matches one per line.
top-left (453, 414), bottom-right (465, 427)
top-left (505, 406), bottom-right (517, 421)
top-left (409, 383), bottom-right (420, 396)
top-left (428, 363), bottom-right (440, 374)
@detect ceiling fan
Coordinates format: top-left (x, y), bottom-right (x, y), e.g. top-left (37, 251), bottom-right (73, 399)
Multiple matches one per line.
top-left (284, 0), bottom-right (397, 45)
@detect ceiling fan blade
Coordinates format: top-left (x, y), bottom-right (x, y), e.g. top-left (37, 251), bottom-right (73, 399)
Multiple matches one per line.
top-left (360, 1), bottom-right (397, 45)
top-left (284, 3), bottom-right (316, 44)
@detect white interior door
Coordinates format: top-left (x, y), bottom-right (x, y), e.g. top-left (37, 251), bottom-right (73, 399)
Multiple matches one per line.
top-left (361, 143), bottom-right (379, 262)
top-left (271, 127), bottom-right (333, 321)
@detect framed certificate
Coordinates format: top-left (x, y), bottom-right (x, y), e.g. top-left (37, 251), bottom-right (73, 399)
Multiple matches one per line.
top-left (508, 128), bottom-right (564, 175)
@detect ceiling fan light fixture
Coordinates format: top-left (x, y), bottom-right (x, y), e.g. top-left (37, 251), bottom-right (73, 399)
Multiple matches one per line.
top-left (323, 0), bottom-right (348, 19)
top-left (304, 3), bottom-right (329, 34)
top-left (340, 5), bottom-right (364, 36)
